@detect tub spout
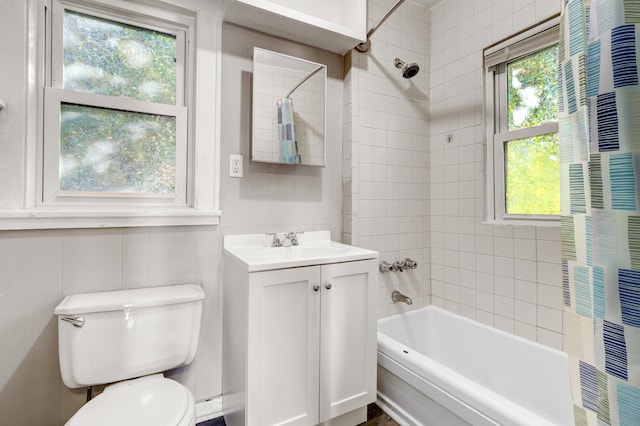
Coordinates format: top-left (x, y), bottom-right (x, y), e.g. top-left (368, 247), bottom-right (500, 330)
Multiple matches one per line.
top-left (392, 290), bottom-right (412, 305)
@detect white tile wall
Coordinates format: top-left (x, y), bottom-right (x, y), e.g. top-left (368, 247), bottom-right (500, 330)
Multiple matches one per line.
top-left (429, 0), bottom-right (563, 349)
top-left (345, 0), bottom-right (431, 317)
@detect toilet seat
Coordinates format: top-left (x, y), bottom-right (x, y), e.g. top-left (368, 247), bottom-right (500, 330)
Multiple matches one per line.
top-left (65, 374), bottom-right (195, 426)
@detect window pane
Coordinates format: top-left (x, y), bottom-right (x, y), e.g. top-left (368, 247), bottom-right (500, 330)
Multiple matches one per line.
top-left (60, 104), bottom-right (176, 194)
top-left (507, 45), bottom-right (558, 130)
top-left (63, 10), bottom-right (177, 104)
top-left (505, 133), bottom-right (560, 215)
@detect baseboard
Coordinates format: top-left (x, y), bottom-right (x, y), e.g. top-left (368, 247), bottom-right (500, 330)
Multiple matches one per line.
top-left (376, 393), bottom-right (417, 426)
top-left (196, 396), bottom-right (223, 423)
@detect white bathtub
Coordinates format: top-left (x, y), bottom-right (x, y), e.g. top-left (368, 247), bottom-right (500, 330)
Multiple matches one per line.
top-left (377, 305), bottom-right (573, 426)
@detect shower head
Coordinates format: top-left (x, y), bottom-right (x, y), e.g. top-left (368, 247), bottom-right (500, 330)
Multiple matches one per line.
top-left (394, 58), bottom-right (419, 78)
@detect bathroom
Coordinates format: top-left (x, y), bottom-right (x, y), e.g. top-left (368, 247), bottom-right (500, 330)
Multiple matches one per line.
top-left (1, 0), bottom-right (637, 424)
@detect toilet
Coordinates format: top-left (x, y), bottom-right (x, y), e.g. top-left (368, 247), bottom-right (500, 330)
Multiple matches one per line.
top-left (54, 284), bottom-right (205, 426)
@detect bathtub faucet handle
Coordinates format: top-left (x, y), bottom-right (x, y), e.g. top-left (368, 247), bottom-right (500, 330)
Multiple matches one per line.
top-left (379, 261), bottom-right (393, 272)
top-left (402, 258), bottom-right (418, 269)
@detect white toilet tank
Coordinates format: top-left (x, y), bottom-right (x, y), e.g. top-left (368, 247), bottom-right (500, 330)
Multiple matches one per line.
top-left (55, 284), bottom-right (205, 388)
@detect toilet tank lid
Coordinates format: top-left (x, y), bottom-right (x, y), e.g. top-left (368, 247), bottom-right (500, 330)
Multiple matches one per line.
top-left (54, 284), bottom-right (204, 315)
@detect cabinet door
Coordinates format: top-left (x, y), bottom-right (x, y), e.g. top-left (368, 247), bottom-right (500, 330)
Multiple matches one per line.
top-left (247, 266), bottom-right (321, 426)
top-left (319, 259), bottom-right (377, 422)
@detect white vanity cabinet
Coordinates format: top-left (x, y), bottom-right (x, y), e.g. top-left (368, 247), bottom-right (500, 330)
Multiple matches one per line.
top-left (222, 232), bottom-right (378, 426)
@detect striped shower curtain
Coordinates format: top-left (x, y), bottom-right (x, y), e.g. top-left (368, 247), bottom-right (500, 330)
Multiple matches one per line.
top-left (560, 0), bottom-right (640, 424)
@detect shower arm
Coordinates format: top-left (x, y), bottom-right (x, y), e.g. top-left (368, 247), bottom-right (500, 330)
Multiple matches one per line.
top-left (285, 65), bottom-right (324, 98)
top-left (355, 0), bottom-right (407, 52)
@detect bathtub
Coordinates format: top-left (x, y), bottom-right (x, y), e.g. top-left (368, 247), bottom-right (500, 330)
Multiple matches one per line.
top-left (377, 305), bottom-right (573, 426)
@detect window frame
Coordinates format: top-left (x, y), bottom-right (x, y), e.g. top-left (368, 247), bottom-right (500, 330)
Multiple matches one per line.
top-left (44, 0), bottom-right (191, 207)
top-left (1, 0), bottom-right (222, 229)
top-left (484, 16), bottom-right (561, 226)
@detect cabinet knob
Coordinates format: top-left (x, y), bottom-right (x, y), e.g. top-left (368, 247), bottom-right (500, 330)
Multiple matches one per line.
top-left (313, 284), bottom-right (320, 292)
top-left (325, 283), bottom-right (332, 290)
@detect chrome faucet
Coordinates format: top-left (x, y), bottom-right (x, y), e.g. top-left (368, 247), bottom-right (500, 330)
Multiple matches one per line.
top-left (391, 290), bottom-right (413, 305)
top-left (283, 232), bottom-right (299, 247)
top-left (267, 232), bottom-right (300, 247)
top-left (392, 260), bottom-right (404, 272)
top-left (379, 258), bottom-right (418, 273)
top-left (267, 233), bottom-right (281, 247)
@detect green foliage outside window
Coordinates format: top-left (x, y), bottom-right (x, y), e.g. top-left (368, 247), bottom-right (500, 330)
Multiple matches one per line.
top-left (506, 134), bottom-right (560, 215)
top-left (59, 10), bottom-right (179, 194)
top-left (505, 45), bottom-right (560, 215)
top-left (63, 10), bottom-right (177, 104)
top-left (60, 104), bottom-right (176, 193)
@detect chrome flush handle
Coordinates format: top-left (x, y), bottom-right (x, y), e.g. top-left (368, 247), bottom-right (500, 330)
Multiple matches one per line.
top-left (60, 316), bottom-right (85, 328)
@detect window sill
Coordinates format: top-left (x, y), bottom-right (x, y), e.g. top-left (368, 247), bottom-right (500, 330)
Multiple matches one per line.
top-left (483, 218), bottom-right (560, 228)
top-left (0, 208), bottom-right (221, 230)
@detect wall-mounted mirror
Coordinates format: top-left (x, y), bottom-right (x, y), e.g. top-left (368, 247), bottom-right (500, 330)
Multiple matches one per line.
top-left (252, 48), bottom-right (326, 166)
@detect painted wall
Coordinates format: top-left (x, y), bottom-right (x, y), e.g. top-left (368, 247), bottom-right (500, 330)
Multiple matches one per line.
top-left (344, 0), bottom-right (432, 317)
top-left (0, 0), bottom-right (27, 207)
top-left (428, 0), bottom-right (564, 348)
top-left (0, 7), bottom-right (343, 426)
top-left (0, 226), bottom-right (222, 425)
top-left (219, 23), bottom-right (344, 238)
top-left (0, 2), bottom-right (222, 424)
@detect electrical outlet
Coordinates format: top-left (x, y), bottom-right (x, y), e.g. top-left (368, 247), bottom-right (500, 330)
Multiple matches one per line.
top-left (229, 154), bottom-right (243, 178)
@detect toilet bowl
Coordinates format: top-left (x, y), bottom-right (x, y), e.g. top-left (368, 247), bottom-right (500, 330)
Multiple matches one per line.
top-left (65, 374), bottom-right (195, 426)
top-left (55, 284), bottom-right (204, 426)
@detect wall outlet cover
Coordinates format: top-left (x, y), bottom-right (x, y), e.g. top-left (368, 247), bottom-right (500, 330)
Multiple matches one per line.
top-left (230, 154), bottom-right (243, 177)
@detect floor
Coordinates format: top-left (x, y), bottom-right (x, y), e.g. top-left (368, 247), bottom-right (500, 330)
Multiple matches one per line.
top-left (197, 417), bottom-right (225, 426)
top-left (197, 403), bottom-right (400, 426)
top-left (360, 404), bottom-right (400, 426)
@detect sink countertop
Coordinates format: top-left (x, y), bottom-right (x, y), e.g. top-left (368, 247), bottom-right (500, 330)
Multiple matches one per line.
top-left (223, 231), bottom-right (379, 272)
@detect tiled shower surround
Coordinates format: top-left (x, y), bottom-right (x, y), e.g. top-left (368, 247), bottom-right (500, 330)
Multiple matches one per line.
top-left (344, 0), bottom-right (431, 316)
top-left (345, 0), bottom-right (564, 350)
top-left (428, 0), bottom-right (562, 349)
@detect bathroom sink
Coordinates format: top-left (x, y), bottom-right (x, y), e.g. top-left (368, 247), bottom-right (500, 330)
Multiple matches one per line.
top-left (253, 245), bottom-right (349, 260)
top-left (223, 231), bottom-right (378, 272)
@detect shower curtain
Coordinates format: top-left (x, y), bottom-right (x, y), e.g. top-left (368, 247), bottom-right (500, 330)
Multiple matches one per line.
top-left (560, 0), bottom-right (640, 424)
top-left (277, 97), bottom-right (300, 164)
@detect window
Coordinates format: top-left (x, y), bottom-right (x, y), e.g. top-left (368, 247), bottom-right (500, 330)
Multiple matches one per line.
top-left (45, 0), bottom-right (189, 206)
top-left (2, 0), bottom-right (221, 229)
top-left (484, 18), bottom-right (560, 225)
